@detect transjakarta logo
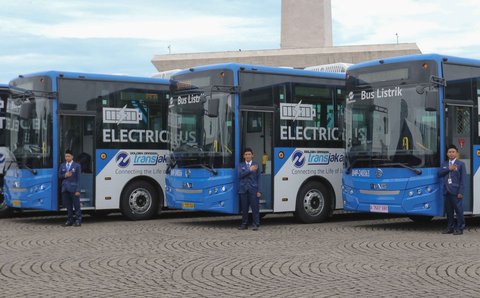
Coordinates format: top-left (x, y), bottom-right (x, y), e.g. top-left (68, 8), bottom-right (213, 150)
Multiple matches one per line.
top-left (115, 151), bottom-right (167, 167)
top-left (360, 87), bottom-right (403, 100)
top-left (291, 150), bottom-right (306, 168)
top-left (116, 151), bottom-right (130, 168)
top-left (291, 150), bottom-right (344, 168)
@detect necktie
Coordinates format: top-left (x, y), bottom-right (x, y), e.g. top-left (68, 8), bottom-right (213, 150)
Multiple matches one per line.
top-left (67, 163), bottom-right (71, 171)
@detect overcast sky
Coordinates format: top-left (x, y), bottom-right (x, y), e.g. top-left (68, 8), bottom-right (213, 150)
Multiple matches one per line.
top-left (1, 0), bottom-right (480, 83)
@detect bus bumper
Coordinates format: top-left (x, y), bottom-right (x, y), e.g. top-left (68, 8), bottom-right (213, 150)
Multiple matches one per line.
top-left (165, 183), bottom-right (239, 214)
top-left (342, 184), bottom-right (443, 217)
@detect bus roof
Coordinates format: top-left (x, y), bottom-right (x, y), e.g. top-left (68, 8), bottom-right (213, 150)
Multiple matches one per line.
top-left (9, 70), bottom-right (170, 85)
top-left (348, 53), bottom-right (480, 71)
top-left (172, 63), bottom-right (346, 80)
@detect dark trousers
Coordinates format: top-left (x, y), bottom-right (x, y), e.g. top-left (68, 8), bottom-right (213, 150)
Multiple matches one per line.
top-left (445, 193), bottom-right (464, 231)
top-left (240, 191), bottom-right (260, 227)
top-left (62, 191), bottom-right (82, 224)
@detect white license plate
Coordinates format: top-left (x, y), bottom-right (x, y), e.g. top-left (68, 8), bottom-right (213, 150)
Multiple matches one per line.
top-left (370, 204), bottom-right (389, 213)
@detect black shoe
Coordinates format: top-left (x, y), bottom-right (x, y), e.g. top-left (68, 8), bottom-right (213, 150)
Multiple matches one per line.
top-left (453, 230), bottom-right (463, 235)
top-left (252, 225), bottom-right (259, 231)
top-left (237, 225), bottom-right (248, 230)
top-left (441, 229), bottom-right (453, 234)
top-left (63, 222), bottom-right (73, 227)
top-left (74, 222), bottom-right (81, 227)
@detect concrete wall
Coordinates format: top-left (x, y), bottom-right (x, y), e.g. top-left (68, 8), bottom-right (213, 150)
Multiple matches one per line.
top-left (151, 43), bottom-right (421, 71)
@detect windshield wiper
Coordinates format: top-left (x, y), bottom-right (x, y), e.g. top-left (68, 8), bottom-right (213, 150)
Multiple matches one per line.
top-left (183, 163), bottom-right (218, 175)
top-left (18, 163), bottom-right (37, 175)
top-left (379, 162), bottom-right (422, 175)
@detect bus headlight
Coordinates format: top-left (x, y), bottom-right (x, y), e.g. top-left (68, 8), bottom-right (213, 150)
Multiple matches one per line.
top-left (408, 191), bottom-right (414, 197)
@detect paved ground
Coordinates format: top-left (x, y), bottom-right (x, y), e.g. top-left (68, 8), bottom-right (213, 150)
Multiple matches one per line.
top-left (0, 210), bottom-right (479, 297)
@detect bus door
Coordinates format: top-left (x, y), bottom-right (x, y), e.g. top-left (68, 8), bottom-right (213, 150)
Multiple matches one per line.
top-left (59, 114), bottom-right (95, 210)
top-left (240, 109), bottom-right (274, 211)
top-left (445, 103), bottom-right (473, 212)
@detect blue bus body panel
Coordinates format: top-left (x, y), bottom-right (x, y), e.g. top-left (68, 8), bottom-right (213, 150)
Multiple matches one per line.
top-left (343, 168), bottom-right (443, 216)
top-left (166, 168), bottom-right (238, 214)
top-left (4, 168), bottom-right (57, 210)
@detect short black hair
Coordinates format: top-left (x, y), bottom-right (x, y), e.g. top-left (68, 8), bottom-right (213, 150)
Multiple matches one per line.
top-left (243, 147), bottom-right (253, 154)
top-left (447, 144), bottom-right (458, 151)
top-left (65, 149), bottom-right (73, 155)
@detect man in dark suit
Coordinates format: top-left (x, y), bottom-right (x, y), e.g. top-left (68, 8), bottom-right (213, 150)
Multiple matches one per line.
top-left (59, 149), bottom-right (82, 227)
top-left (238, 147), bottom-right (261, 231)
top-left (438, 144), bottom-right (466, 235)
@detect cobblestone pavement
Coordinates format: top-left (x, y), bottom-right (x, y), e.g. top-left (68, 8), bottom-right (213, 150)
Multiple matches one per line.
top-left (1, 211), bottom-right (479, 297)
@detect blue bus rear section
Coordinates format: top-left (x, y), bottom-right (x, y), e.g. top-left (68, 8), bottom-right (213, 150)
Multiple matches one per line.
top-left (343, 53), bottom-right (480, 218)
top-left (0, 84), bottom-right (14, 217)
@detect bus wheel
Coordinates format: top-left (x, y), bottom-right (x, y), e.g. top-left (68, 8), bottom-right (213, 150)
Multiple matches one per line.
top-left (294, 181), bottom-right (331, 223)
top-left (120, 181), bottom-right (159, 220)
top-left (408, 215), bottom-right (433, 223)
top-left (0, 188), bottom-right (13, 218)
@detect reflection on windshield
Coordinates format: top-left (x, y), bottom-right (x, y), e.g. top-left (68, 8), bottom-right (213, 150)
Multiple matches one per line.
top-left (5, 95), bottom-right (53, 169)
top-left (346, 84), bottom-right (439, 169)
top-left (169, 92), bottom-right (234, 169)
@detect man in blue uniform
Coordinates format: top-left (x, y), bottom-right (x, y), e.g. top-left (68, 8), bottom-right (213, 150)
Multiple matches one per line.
top-left (59, 149), bottom-right (82, 227)
top-left (438, 144), bottom-right (466, 235)
top-left (238, 147), bottom-right (261, 231)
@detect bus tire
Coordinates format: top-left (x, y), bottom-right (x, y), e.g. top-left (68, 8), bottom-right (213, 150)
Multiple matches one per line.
top-left (0, 189), bottom-right (13, 218)
top-left (408, 215), bottom-right (433, 223)
top-left (120, 181), bottom-right (158, 220)
top-left (294, 181), bottom-right (331, 224)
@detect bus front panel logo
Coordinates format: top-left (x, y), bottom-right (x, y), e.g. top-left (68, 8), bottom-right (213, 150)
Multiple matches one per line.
top-left (280, 102), bottom-right (316, 121)
top-left (292, 150), bottom-right (305, 168)
top-left (116, 151), bottom-right (131, 168)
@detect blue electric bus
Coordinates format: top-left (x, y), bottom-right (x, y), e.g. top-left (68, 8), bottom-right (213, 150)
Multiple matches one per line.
top-left (3, 71), bottom-right (170, 220)
top-left (0, 84), bottom-right (14, 217)
top-left (343, 53), bottom-right (480, 221)
top-left (166, 63), bottom-right (346, 223)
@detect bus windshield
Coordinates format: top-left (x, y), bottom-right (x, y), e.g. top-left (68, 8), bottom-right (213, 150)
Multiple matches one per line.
top-left (345, 60), bottom-right (440, 169)
top-left (6, 78), bottom-right (53, 169)
top-left (169, 70), bottom-right (235, 169)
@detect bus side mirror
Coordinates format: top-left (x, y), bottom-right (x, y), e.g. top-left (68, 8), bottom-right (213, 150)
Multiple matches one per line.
top-left (19, 101), bottom-right (33, 119)
top-left (425, 91), bottom-right (437, 112)
top-left (206, 98), bottom-right (219, 117)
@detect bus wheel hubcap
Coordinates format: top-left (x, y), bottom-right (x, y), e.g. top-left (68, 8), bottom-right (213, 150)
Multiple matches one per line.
top-left (303, 189), bottom-right (324, 216)
top-left (129, 188), bottom-right (152, 214)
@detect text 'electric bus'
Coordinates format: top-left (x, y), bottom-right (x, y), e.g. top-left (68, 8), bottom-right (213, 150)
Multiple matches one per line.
top-left (166, 63), bottom-right (345, 223)
top-left (3, 71), bottom-right (170, 220)
top-left (343, 53), bottom-right (480, 221)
